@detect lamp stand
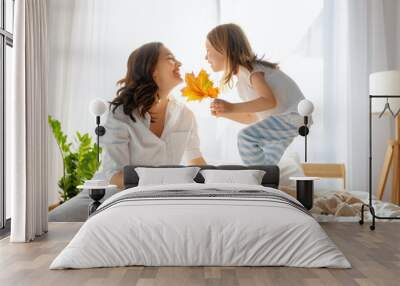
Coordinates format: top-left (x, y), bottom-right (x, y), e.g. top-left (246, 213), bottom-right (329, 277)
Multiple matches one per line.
top-left (88, 116), bottom-right (106, 216)
top-left (94, 115), bottom-right (106, 163)
top-left (298, 116), bottom-right (310, 162)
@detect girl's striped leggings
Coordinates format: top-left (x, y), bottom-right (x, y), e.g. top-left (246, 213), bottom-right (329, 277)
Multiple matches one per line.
top-left (238, 112), bottom-right (305, 165)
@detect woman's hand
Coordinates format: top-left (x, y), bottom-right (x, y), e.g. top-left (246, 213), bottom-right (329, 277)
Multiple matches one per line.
top-left (189, 157), bottom-right (207, 165)
top-left (110, 170), bottom-right (124, 190)
top-left (210, 99), bottom-right (234, 116)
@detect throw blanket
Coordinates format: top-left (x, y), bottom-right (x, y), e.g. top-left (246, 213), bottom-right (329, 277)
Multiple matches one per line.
top-left (92, 188), bottom-right (312, 218)
top-left (313, 192), bottom-right (364, 216)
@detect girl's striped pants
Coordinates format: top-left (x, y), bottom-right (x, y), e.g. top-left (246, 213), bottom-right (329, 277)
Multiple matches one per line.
top-left (238, 112), bottom-right (305, 165)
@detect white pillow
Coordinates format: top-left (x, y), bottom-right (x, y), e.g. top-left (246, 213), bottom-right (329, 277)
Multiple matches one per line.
top-left (200, 169), bottom-right (266, 185)
top-left (135, 167), bottom-right (200, 186)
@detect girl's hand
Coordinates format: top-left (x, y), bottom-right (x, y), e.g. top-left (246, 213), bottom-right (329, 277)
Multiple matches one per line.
top-left (210, 99), bottom-right (233, 115)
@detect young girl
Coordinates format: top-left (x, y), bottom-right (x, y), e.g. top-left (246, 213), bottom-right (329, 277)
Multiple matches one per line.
top-left (206, 23), bottom-right (308, 165)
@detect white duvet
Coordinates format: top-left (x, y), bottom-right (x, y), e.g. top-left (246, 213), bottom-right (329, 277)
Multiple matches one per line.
top-left (50, 183), bottom-right (351, 269)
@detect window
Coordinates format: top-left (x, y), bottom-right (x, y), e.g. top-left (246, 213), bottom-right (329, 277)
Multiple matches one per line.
top-left (0, 0), bottom-right (14, 232)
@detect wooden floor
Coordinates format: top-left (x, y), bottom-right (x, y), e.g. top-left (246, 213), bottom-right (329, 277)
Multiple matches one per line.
top-left (0, 222), bottom-right (399, 286)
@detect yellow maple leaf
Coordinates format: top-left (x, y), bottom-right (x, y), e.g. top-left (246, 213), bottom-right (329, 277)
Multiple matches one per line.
top-left (181, 69), bottom-right (219, 101)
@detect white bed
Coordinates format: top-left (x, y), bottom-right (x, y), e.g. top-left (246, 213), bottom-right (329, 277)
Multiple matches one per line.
top-left (50, 183), bottom-right (350, 269)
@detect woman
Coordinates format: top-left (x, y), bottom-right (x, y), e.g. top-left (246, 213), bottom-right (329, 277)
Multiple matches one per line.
top-left (97, 42), bottom-right (206, 188)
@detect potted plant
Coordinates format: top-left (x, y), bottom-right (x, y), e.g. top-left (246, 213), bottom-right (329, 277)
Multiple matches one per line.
top-left (48, 115), bottom-right (102, 203)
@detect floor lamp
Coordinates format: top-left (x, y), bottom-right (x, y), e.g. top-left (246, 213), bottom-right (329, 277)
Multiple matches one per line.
top-left (290, 99), bottom-right (316, 210)
top-left (298, 99), bottom-right (314, 162)
top-left (360, 70), bottom-right (400, 230)
top-left (86, 98), bottom-right (108, 215)
top-left (370, 71), bottom-right (400, 204)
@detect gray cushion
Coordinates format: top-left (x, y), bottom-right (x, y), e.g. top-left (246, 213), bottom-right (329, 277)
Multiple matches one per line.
top-left (48, 188), bottom-right (118, 222)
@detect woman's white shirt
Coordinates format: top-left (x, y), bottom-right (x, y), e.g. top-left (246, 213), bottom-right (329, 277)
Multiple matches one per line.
top-left (95, 97), bottom-right (202, 182)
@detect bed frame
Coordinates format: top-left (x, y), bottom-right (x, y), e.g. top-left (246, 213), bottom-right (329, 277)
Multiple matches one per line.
top-left (123, 165), bottom-right (280, 189)
top-left (48, 163), bottom-right (346, 213)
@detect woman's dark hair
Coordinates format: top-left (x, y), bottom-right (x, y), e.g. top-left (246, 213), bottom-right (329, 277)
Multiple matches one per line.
top-left (110, 42), bottom-right (163, 122)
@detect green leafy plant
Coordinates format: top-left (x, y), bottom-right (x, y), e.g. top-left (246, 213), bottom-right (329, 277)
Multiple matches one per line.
top-left (48, 115), bottom-right (102, 202)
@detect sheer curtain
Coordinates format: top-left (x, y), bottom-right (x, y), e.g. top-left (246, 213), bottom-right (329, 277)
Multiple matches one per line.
top-left (322, 0), bottom-right (400, 192)
top-left (47, 0), bottom-right (400, 203)
top-left (10, 0), bottom-right (48, 242)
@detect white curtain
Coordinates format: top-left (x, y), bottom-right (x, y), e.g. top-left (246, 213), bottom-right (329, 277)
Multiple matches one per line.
top-left (322, 0), bottom-right (400, 192)
top-left (10, 0), bottom-right (48, 242)
top-left (46, 0), bottom-right (400, 203)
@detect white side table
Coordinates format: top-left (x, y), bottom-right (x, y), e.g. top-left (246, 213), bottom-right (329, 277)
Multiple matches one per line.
top-left (289, 177), bottom-right (319, 210)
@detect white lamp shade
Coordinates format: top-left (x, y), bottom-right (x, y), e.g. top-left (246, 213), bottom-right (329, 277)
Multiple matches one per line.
top-left (298, 99), bottom-right (314, 116)
top-left (89, 98), bottom-right (108, 117)
top-left (369, 70), bottom-right (400, 114)
top-left (369, 70), bottom-right (400, 96)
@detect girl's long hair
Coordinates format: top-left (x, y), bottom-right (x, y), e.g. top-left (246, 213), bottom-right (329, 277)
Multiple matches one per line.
top-left (207, 23), bottom-right (278, 86)
top-left (110, 42), bottom-right (163, 122)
